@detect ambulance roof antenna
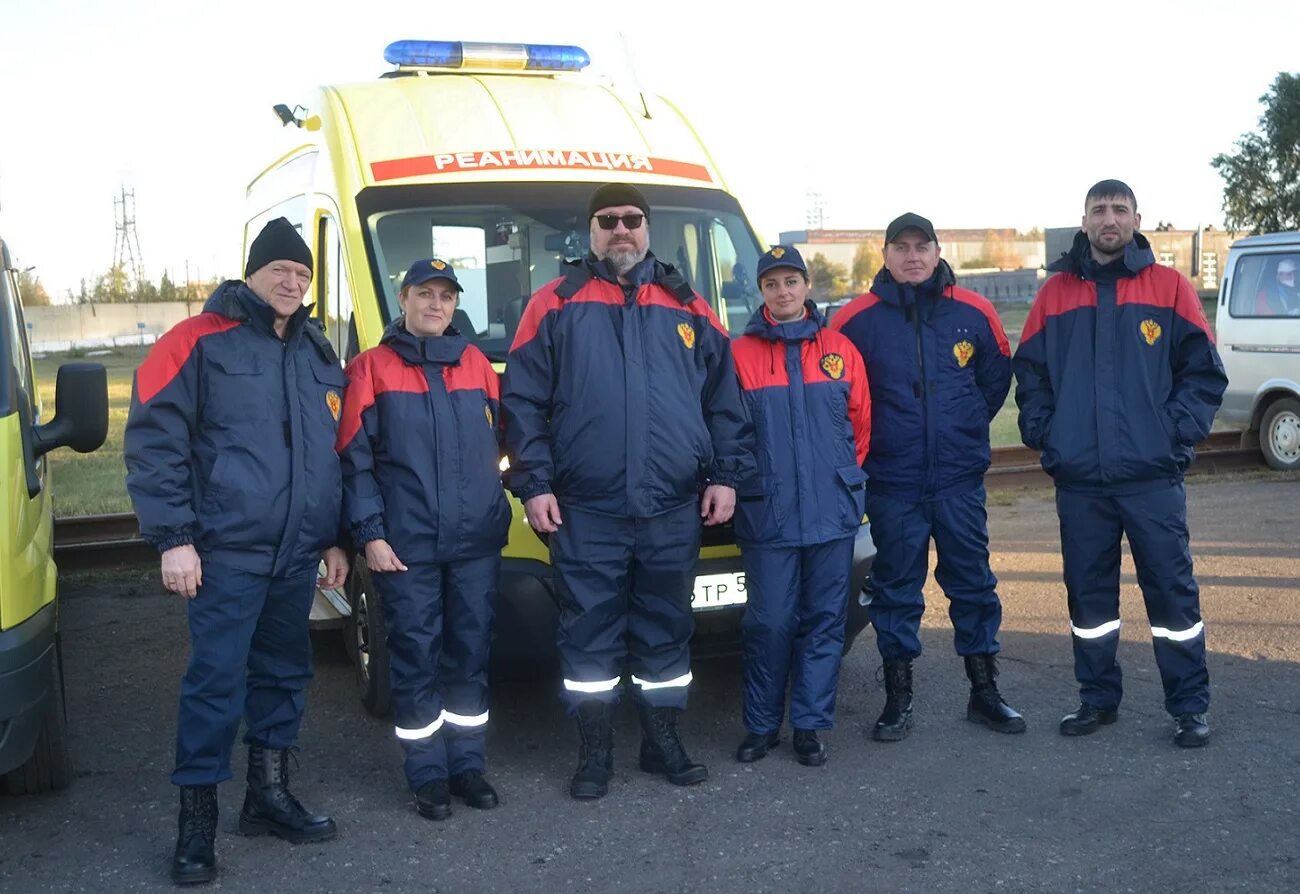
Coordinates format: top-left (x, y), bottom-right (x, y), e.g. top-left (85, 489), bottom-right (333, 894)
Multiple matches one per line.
top-left (618, 32), bottom-right (652, 120)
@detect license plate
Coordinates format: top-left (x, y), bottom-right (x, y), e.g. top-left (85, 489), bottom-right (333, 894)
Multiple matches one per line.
top-left (692, 572), bottom-right (747, 610)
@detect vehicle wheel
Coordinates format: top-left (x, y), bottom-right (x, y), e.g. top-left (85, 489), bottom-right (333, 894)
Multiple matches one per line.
top-left (345, 565), bottom-right (391, 717)
top-left (1260, 398), bottom-right (1300, 471)
top-left (4, 643), bottom-right (71, 795)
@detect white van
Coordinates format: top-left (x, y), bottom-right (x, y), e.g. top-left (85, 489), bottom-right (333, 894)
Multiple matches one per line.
top-left (1215, 231), bottom-right (1300, 469)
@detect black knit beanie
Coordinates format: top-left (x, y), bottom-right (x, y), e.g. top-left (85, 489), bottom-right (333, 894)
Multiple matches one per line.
top-left (244, 217), bottom-right (313, 278)
top-left (587, 183), bottom-right (650, 220)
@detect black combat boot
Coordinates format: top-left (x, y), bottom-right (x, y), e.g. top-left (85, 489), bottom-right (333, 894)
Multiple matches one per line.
top-left (964, 654), bottom-right (1027, 734)
top-left (1173, 713), bottom-right (1210, 748)
top-left (637, 704), bottom-right (708, 786)
top-left (570, 700), bottom-right (615, 800)
top-left (414, 779), bottom-right (452, 820)
top-left (449, 769), bottom-right (499, 809)
top-left (872, 659), bottom-right (914, 742)
top-left (238, 746), bottom-right (338, 843)
top-left (1059, 702), bottom-right (1118, 736)
top-left (735, 730), bottom-right (780, 763)
top-left (792, 729), bottom-right (827, 767)
top-left (172, 784), bottom-right (218, 885)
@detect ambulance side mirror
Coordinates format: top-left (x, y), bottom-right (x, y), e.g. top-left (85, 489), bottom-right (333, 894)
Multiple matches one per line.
top-left (33, 362), bottom-right (108, 457)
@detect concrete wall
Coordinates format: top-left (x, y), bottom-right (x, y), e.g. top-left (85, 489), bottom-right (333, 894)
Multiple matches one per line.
top-left (24, 302), bottom-right (199, 353)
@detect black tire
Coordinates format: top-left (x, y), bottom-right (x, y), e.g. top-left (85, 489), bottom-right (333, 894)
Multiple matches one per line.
top-left (1259, 397), bottom-right (1300, 471)
top-left (345, 565), bottom-right (392, 717)
top-left (4, 642), bottom-right (71, 795)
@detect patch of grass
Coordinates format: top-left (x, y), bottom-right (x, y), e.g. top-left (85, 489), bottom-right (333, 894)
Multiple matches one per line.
top-left (35, 346), bottom-right (147, 517)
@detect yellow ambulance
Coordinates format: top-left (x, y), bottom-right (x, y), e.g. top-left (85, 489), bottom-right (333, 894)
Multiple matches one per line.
top-left (0, 236), bottom-right (107, 793)
top-left (244, 40), bottom-right (875, 713)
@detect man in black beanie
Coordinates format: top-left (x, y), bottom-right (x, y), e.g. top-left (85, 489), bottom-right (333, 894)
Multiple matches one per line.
top-left (126, 216), bottom-right (349, 884)
top-left (502, 183), bottom-right (754, 799)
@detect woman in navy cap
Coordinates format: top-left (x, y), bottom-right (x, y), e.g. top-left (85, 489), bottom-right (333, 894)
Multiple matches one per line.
top-left (337, 259), bottom-right (510, 819)
top-left (730, 245), bottom-right (871, 766)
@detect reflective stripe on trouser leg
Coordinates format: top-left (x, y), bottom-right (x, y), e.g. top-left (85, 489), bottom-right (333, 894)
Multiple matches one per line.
top-left (1057, 490), bottom-right (1124, 710)
top-left (931, 486), bottom-right (1002, 656)
top-left (375, 563), bottom-right (448, 788)
top-left (788, 537), bottom-right (853, 731)
top-left (551, 507), bottom-right (634, 713)
top-left (627, 503), bottom-right (701, 710)
top-left (1118, 485), bottom-right (1209, 715)
top-left (173, 562), bottom-right (274, 786)
top-left (863, 491), bottom-right (932, 662)
top-left (439, 554), bottom-right (499, 775)
top-left (739, 546), bottom-right (800, 735)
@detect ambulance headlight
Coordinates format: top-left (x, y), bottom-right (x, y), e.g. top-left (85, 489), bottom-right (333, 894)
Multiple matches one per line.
top-left (384, 40), bottom-right (590, 73)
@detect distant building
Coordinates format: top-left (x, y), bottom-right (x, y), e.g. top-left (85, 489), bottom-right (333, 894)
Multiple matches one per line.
top-left (779, 228), bottom-right (1047, 275)
top-left (1045, 226), bottom-right (1239, 293)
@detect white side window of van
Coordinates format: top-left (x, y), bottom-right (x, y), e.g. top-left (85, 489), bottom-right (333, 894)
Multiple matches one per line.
top-left (317, 215), bottom-right (354, 361)
top-left (3, 271), bottom-right (35, 408)
top-left (1229, 252), bottom-right (1300, 318)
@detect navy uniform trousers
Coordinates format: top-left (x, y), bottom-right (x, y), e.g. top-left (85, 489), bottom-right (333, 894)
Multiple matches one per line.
top-left (865, 486), bottom-right (1003, 661)
top-left (739, 538), bottom-right (854, 734)
top-left (1057, 483), bottom-right (1209, 716)
top-left (172, 561), bottom-right (317, 787)
top-left (375, 556), bottom-right (498, 791)
top-left (551, 502), bottom-right (701, 713)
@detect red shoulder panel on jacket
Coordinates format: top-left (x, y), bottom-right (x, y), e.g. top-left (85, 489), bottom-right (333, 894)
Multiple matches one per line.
top-left (828, 292), bottom-right (881, 333)
top-left (949, 286), bottom-right (1011, 356)
top-left (732, 335), bottom-right (789, 390)
top-left (1117, 265), bottom-right (1216, 341)
top-left (638, 286), bottom-right (729, 336)
top-left (336, 346), bottom-right (429, 451)
top-left (1020, 274), bottom-right (1097, 342)
top-left (444, 345), bottom-right (500, 396)
top-left (508, 283), bottom-right (566, 352)
top-left (135, 313), bottom-right (241, 405)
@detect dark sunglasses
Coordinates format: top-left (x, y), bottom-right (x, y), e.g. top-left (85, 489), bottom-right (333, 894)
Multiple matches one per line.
top-left (594, 212), bottom-right (645, 231)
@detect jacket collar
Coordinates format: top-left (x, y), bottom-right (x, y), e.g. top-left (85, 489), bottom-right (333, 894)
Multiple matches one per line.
top-left (742, 300), bottom-right (825, 342)
top-left (381, 318), bottom-right (468, 366)
top-left (868, 258), bottom-right (957, 307)
top-left (1048, 230), bottom-right (1155, 281)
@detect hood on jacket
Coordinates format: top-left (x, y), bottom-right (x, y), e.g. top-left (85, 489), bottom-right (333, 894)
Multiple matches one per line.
top-left (380, 317), bottom-right (469, 367)
top-left (204, 279), bottom-right (315, 339)
top-left (868, 258), bottom-right (958, 307)
top-left (1049, 230), bottom-right (1155, 279)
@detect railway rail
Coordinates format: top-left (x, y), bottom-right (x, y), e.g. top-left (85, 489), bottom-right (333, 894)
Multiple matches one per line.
top-left (53, 431), bottom-right (1264, 570)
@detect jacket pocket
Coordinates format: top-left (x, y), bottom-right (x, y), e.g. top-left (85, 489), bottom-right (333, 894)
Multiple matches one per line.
top-left (733, 475), bottom-right (780, 545)
top-left (835, 464), bottom-right (868, 529)
top-left (205, 353), bottom-right (266, 422)
top-left (309, 361), bottom-right (348, 433)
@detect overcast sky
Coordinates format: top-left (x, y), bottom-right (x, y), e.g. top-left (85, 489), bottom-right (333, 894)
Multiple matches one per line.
top-left (1, 0), bottom-right (1294, 298)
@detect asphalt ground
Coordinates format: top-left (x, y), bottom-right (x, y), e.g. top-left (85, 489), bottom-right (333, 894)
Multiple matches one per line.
top-left (3, 475), bottom-right (1299, 893)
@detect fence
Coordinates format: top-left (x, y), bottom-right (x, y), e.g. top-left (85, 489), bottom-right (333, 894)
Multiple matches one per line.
top-left (24, 302), bottom-right (199, 353)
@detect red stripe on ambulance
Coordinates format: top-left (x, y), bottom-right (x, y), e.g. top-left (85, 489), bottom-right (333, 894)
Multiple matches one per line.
top-left (370, 149), bottom-right (713, 183)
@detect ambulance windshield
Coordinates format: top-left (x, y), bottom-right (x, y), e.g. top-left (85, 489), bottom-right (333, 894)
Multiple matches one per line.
top-left (360, 183), bottom-right (763, 360)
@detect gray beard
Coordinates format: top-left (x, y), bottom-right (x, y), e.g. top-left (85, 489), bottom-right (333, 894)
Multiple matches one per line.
top-left (601, 245), bottom-right (648, 277)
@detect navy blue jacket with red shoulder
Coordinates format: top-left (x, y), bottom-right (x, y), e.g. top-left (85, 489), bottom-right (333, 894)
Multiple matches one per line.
top-left (337, 320), bottom-right (510, 564)
top-left (1013, 232), bottom-right (1227, 494)
top-left (501, 253), bottom-right (755, 517)
top-left (731, 302), bottom-right (871, 548)
top-left (830, 261), bottom-right (1012, 501)
top-left (124, 281), bottom-right (346, 577)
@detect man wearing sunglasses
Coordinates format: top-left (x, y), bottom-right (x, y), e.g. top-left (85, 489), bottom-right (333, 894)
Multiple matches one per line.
top-left (502, 183), bottom-right (754, 800)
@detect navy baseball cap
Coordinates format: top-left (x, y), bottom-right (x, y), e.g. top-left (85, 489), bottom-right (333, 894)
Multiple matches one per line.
top-left (401, 258), bottom-right (463, 291)
top-left (756, 245), bottom-right (807, 280)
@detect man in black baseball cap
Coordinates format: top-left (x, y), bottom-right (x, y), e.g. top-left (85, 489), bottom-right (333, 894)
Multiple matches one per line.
top-left (831, 211), bottom-right (1024, 744)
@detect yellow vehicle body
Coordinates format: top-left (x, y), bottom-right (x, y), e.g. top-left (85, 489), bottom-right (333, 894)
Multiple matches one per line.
top-left (0, 237), bottom-right (107, 792)
top-left (243, 41), bottom-right (873, 707)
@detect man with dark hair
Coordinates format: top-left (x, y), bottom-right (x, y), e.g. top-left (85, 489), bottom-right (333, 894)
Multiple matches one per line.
top-left (831, 212), bottom-right (1025, 743)
top-left (502, 183), bottom-right (754, 799)
top-left (1014, 180), bottom-right (1227, 747)
top-left (127, 218), bottom-right (349, 884)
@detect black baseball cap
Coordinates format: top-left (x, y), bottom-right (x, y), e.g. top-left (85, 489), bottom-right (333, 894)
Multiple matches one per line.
top-left (885, 212), bottom-right (938, 245)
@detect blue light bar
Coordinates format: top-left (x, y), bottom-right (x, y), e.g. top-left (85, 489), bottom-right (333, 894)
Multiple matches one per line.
top-left (383, 40), bottom-right (590, 72)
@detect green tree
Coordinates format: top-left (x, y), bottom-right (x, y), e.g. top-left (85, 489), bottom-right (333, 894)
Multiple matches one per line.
top-left (158, 271), bottom-right (179, 303)
top-left (807, 252), bottom-right (850, 298)
top-left (16, 269), bottom-right (51, 306)
top-left (1211, 72), bottom-right (1300, 233)
top-left (851, 242), bottom-right (883, 291)
top-left (92, 264), bottom-right (130, 303)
